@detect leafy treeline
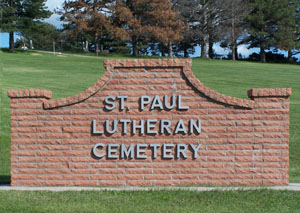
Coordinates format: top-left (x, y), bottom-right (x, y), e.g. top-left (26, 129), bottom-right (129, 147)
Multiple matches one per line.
top-left (58, 0), bottom-right (185, 57)
top-left (2, 0), bottom-right (300, 61)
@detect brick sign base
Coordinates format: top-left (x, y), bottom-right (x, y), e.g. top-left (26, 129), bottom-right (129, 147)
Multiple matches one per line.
top-left (8, 59), bottom-right (291, 186)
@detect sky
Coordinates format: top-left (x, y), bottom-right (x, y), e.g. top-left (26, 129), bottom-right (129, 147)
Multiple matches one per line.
top-left (45, 0), bottom-right (64, 28)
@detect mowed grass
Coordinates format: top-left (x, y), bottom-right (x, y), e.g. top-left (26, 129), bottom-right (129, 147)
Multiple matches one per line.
top-left (1, 189), bottom-right (300, 212)
top-left (1, 50), bottom-right (300, 185)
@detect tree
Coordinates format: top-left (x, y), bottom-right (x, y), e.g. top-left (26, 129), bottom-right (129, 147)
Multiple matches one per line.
top-left (21, 22), bottom-right (62, 50)
top-left (108, 0), bottom-right (184, 57)
top-left (220, 0), bottom-right (252, 60)
top-left (144, 0), bottom-right (185, 57)
top-left (108, 0), bottom-right (149, 56)
top-left (206, 1), bottom-right (224, 59)
top-left (197, 0), bottom-right (224, 59)
top-left (59, 0), bottom-right (111, 54)
top-left (1, 0), bottom-right (20, 52)
top-left (273, 0), bottom-right (300, 60)
top-left (173, 0), bottom-right (202, 57)
top-left (174, 0), bottom-right (223, 59)
top-left (1, 0), bottom-right (51, 52)
top-left (245, 0), bottom-right (294, 62)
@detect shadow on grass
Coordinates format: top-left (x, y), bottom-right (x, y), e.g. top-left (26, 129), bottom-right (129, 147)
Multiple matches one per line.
top-left (0, 176), bottom-right (11, 185)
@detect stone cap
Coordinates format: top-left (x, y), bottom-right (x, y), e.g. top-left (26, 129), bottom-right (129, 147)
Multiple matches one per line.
top-left (248, 88), bottom-right (292, 98)
top-left (8, 89), bottom-right (52, 99)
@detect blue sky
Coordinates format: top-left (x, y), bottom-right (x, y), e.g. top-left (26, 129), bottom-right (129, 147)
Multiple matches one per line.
top-left (45, 0), bottom-right (64, 28)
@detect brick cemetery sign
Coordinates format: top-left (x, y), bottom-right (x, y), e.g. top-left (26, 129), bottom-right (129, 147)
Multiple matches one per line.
top-left (8, 59), bottom-right (291, 186)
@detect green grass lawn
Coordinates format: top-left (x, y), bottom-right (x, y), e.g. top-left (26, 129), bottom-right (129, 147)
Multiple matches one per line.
top-left (0, 189), bottom-right (300, 212)
top-left (1, 50), bottom-right (300, 185)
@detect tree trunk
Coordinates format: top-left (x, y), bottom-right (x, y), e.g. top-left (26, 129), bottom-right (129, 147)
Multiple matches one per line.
top-left (160, 43), bottom-right (165, 57)
top-left (96, 43), bottom-right (99, 56)
top-left (184, 47), bottom-right (188, 58)
top-left (95, 34), bottom-right (100, 56)
top-left (100, 43), bottom-right (104, 53)
top-left (132, 42), bottom-right (138, 56)
top-left (260, 45), bottom-right (266, 62)
top-left (208, 40), bottom-right (213, 59)
top-left (99, 32), bottom-right (104, 53)
top-left (235, 46), bottom-right (238, 60)
top-left (168, 42), bottom-right (173, 58)
top-left (288, 50), bottom-right (293, 60)
top-left (8, 0), bottom-right (15, 53)
top-left (60, 40), bottom-right (63, 51)
top-left (231, 0), bottom-right (236, 61)
top-left (9, 32), bottom-right (15, 53)
top-left (232, 41), bottom-right (237, 61)
top-left (201, 40), bottom-right (207, 59)
top-left (132, 36), bottom-right (138, 56)
top-left (85, 41), bottom-right (89, 52)
top-left (201, 8), bottom-right (208, 59)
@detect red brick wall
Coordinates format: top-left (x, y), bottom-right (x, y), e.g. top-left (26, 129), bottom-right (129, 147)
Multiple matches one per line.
top-left (8, 59), bottom-right (291, 186)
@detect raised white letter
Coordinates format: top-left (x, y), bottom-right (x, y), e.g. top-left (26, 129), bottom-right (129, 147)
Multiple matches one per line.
top-left (146, 119), bottom-right (157, 134)
top-left (132, 120), bottom-right (145, 135)
top-left (176, 144), bottom-right (187, 159)
top-left (136, 144), bottom-right (147, 159)
top-left (174, 120), bottom-right (187, 134)
top-left (105, 120), bottom-right (117, 134)
top-left (177, 95), bottom-right (189, 110)
top-left (162, 144), bottom-right (174, 159)
top-left (117, 96), bottom-right (128, 110)
top-left (140, 96), bottom-right (151, 110)
top-left (190, 144), bottom-right (202, 158)
top-left (107, 144), bottom-right (119, 159)
top-left (189, 119), bottom-right (201, 134)
top-left (92, 120), bottom-right (103, 134)
top-left (150, 95), bottom-right (163, 110)
top-left (149, 144), bottom-right (160, 158)
top-left (104, 96), bottom-right (116, 111)
top-left (120, 144), bottom-right (134, 159)
top-left (92, 143), bottom-right (105, 158)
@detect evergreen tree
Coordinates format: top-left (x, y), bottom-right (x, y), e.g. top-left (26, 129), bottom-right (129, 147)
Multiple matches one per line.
top-left (274, 0), bottom-right (300, 60)
top-left (245, 0), bottom-right (294, 62)
top-left (2, 0), bottom-right (51, 52)
top-left (1, 0), bottom-right (20, 52)
top-left (21, 22), bottom-right (62, 51)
